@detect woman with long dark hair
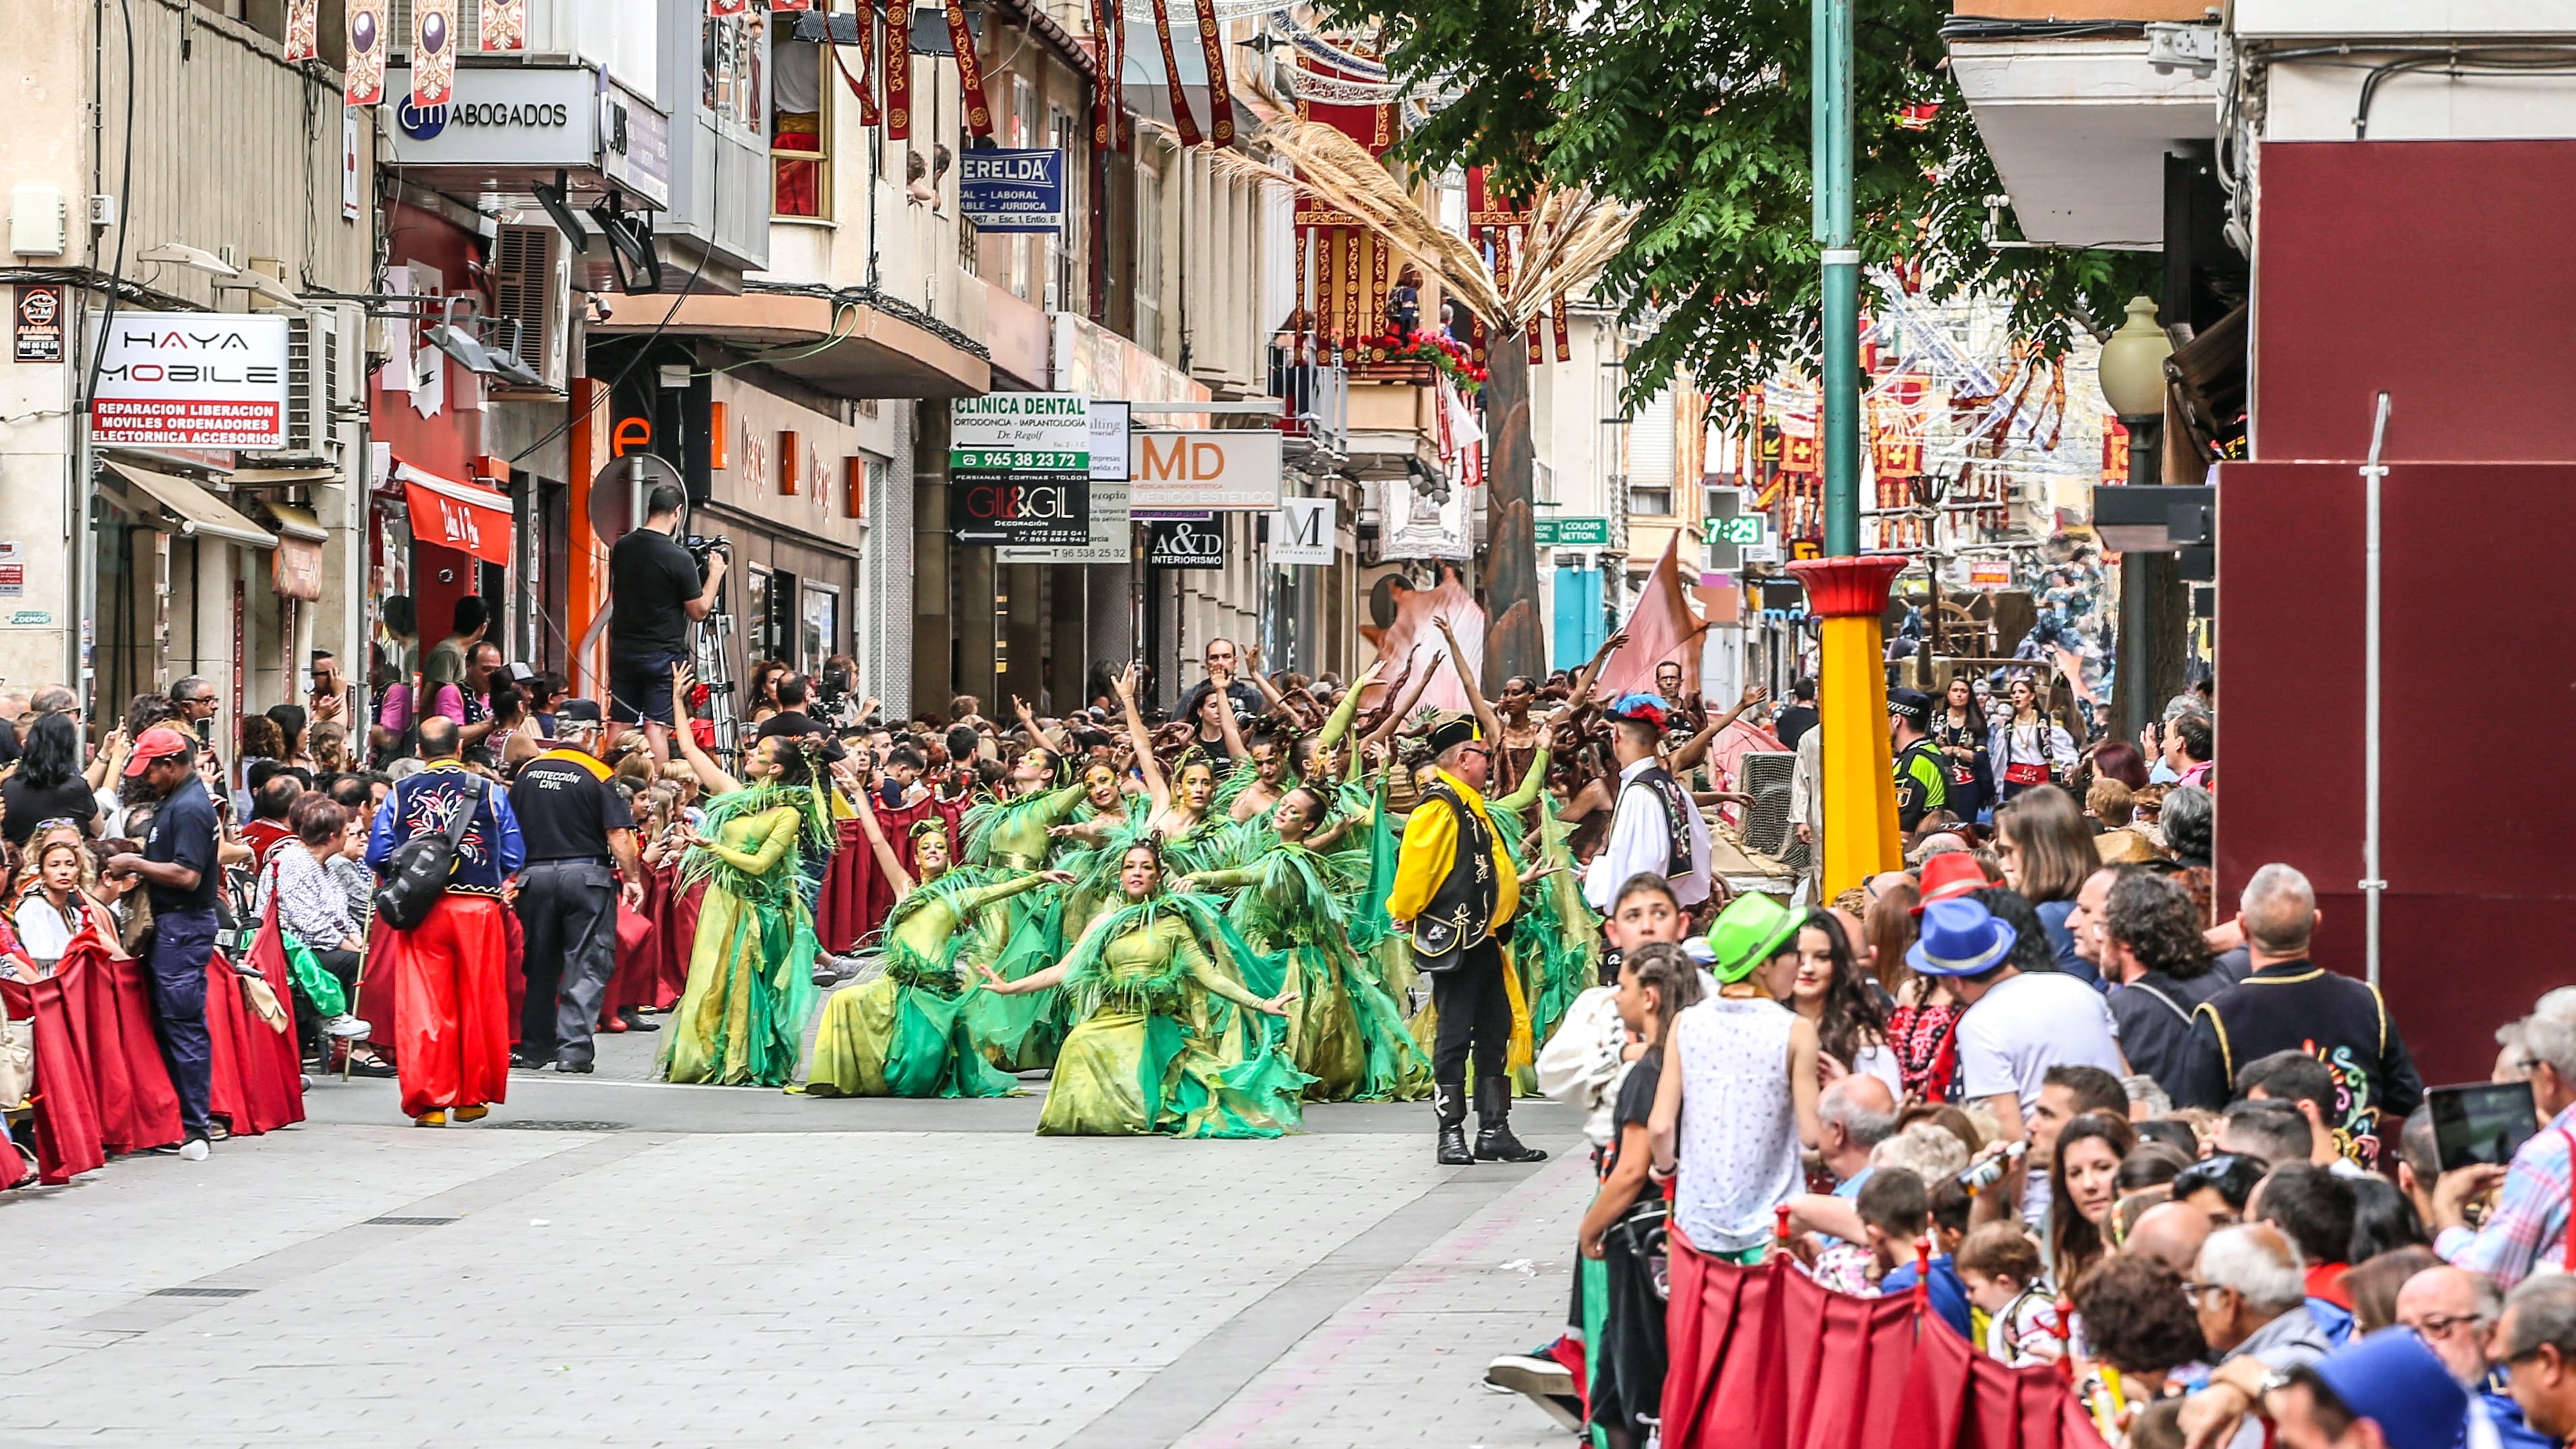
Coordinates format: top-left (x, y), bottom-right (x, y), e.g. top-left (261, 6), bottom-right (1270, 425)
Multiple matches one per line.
top-left (1994, 785), bottom-right (2099, 977)
top-left (1781, 909), bottom-right (1895, 1092)
top-left (2048, 1111), bottom-right (2135, 1286)
top-left (1988, 676), bottom-right (2075, 802)
top-left (3, 712), bottom-right (101, 847)
top-left (1930, 675), bottom-right (1991, 822)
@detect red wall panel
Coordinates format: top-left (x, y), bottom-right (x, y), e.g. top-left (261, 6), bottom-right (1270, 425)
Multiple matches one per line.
top-left (2216, 463), bottom-right (2576, 1082)
top-left (2254, 140), bottom-right (2576, 465)
top-left (370, 202), bottom-right (488, 646)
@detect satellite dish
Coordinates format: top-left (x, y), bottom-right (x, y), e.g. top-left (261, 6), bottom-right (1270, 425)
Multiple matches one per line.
top-left (589, 454), bottom-right (686, 544)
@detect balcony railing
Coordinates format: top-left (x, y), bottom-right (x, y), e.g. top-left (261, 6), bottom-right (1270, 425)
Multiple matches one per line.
top-left (1269, 341), bottom-right (1349, 455)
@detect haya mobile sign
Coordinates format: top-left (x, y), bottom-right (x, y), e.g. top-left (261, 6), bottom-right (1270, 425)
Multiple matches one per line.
top-left (89, 312), bottom-right (291, 449)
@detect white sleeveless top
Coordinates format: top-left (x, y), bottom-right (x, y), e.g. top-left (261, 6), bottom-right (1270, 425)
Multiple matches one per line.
top-left (1673, 996), bottom-right (1803, 1255)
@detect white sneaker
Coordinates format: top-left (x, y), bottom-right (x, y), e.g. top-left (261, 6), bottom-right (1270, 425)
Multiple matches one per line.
top-left (178, 1137), bottom-right (210, 1162)
top-left (324, 1014), bottom-right (372, 1040)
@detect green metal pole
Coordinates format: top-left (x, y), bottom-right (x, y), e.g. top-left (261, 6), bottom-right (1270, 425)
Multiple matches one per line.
top-left (1816, 0), bottom-right (1860, 558)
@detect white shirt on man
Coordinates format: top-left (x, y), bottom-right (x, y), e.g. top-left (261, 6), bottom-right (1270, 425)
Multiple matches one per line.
top-left (1582, 756), bottom-right (1713, 911)
top-left (1955, 969), bottom-right (2125, 1221)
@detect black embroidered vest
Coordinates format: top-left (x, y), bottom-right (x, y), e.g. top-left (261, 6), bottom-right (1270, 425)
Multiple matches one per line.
top-left (1629, 765), bottom-right (1694, 877)
top-left (1409, 778), bottom-right (1501, 974)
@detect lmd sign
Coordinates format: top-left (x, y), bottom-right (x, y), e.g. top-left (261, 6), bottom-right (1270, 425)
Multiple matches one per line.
top-left (1131, 430), bottom-right (1283, 511)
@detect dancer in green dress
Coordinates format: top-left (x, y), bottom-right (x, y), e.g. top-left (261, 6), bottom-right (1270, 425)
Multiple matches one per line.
top-left (980, 840), bottom-right (1307, 1138)
top-left (1109, 661), bottom-right (1245, 878)
top-left (802, 807), bottom-right (1073, 1098)
top-left (661, 724), bottom-right (833, 1087)
top-left (1176, 785), bottom-right (1431, 1102)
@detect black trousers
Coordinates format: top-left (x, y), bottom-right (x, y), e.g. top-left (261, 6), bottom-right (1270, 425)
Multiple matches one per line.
top-left (1429, 939), bottom-right (1513, 1083)
top-left (515, 859), bottom-right (620, 1064)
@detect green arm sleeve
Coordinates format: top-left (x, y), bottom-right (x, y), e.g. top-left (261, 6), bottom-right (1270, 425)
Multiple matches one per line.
top-left (706, 808), bottom-right (799, 874)
top-left (1496, 746), bottom-right (1552, 814)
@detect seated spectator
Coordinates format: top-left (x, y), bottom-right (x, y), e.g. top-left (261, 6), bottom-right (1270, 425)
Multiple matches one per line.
top-left (1958, 1221), bottom-right (2059, 1367)
top-left (2178, 1224), bottom-right (2336, 1448)
top-left (2392, 1264), bottom-right (2551, 1446)
top-left (2070, 1252), bottom-right (2209, 1429)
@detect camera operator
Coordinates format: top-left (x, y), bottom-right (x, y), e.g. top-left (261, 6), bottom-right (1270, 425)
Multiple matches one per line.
top-left (609, 482), bottom-right (725, 760)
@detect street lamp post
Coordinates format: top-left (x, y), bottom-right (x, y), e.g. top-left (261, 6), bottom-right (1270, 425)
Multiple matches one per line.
top-left (2098, 295), bottom-right (2177, 743)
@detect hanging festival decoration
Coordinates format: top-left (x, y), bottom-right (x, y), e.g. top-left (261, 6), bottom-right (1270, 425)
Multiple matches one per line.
top-left (344, 0), bottom-right (387, 105)
top-left (1146, 0), bottom-right (1201, 147)
top-left (477, 0), bottom-right (525, 51)
top-left (883, 0), bottom-right (911, 139)
top-left (942, 0), bottom-right (994, 136)
top-left (412, 0), bottom-right (457, 109)
top-left (1090, 0), bottom-right (1124, 150)
top-left (1552, 293), bottom-right (1571, 362)
top-left (1189, 0), bottom-right (1236, 147)
top-left (282, 0), bottom-right (318, 60)
top-left (824, 0), bottom-right (879, 125)
top-left (709, 0), bottom-right (750, 13)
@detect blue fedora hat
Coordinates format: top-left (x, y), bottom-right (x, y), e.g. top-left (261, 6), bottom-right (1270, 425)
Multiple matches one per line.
top-left (1905, 898), bottom-right (2017, 977)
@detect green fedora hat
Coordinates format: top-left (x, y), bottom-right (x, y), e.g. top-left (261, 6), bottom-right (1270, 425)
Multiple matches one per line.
top-left (1700, 893), bottom-right (1803, 984)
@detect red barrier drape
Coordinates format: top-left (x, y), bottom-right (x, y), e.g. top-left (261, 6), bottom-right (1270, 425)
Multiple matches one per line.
top-left (1, 932), bottom-right (307, 1185)
top-left (813, 798), bottom-right (962, 953)
top-left (1660, 1228), bottom-right (2108, 1449)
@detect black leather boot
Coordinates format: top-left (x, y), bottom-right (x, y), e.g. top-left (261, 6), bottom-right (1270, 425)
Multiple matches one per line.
top-left (1434, 1081), bottom-right (1474, 1165)
top-left (1474, 1079), bottom-right (1548, 1163)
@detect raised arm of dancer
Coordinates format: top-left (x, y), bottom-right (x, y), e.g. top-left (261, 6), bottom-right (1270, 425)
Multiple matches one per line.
top-left (669, 664), bottom-right (744, 795)
top-left (1114, 662), bottom-right (1171, 816)
top-left (1012, 695), bottom-right (1071, 751)
top-left (1571, 628), bottom-right (1627, 706)
top-left (961, 869), bottom-right (1072, 913)
top-left (1432, 615), bottom-right (1505, 747)
top-left (1177, 929), bottom-right (1293, 1015)
top-left (851, 795), bottom-right (916, 896)
top-left (1212, 678), bottom-right (1252, 761)
top-left (1315, 660), bottom-right (1382, 750)
top-left (1362, 652), bottom-right (1447, 760)
top-left (1670, 684), bottom-right (1768, 773)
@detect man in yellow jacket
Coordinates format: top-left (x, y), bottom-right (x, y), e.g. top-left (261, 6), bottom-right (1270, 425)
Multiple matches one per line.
top-left (1389, 712), bottom-right (1545, 1166)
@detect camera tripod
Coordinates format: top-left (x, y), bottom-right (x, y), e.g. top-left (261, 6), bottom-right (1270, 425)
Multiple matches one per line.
top-left (692, 610), bottom-right (743, 765)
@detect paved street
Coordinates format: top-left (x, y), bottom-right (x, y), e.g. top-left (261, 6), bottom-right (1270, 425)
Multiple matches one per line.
top-left (2, 1007), bottom-right (1588, 1448)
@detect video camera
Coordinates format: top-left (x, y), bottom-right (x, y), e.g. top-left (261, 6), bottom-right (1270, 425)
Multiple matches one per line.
top-left (683, 533), bottom-right (731, 567)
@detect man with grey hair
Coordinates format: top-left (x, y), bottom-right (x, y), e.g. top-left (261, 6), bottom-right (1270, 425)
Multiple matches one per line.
top-left (2432, 1002), bottom-right (2576, 1289)
top-left (2176, 1223), bottom-right (2337, 1448)
top-left (1818, 1073), bottom-right (1898, 1194)
top-left (2498, 1276), bottom-right (2576, 1442)
top-left (2177, 865), bottom-right (2423, 1169)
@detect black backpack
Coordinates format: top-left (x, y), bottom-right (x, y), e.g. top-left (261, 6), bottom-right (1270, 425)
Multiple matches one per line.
top-left (372, 778), bottom-right (484, 932)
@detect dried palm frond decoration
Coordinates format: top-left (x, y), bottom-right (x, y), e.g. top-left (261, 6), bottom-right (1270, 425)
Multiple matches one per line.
top-left (1214, 119), bottom-right (1634, 335)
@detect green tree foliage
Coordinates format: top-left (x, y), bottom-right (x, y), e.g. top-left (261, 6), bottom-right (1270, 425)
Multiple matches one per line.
top-left (1360, 0), bottom-right (2158, 413)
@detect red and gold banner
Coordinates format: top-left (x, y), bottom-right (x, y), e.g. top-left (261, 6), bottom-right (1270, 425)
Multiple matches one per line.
top-left (1090, 0), bottom-right (1121, 149)
top-left (477, 0), bottom-right (524, 49)
top-left (283, 0), bottom-right (318, 60)
top-left (945, 0), bottom-right (992, 136)
top-left (1190, 0), bottom-right (1235, 146)
top-left (708, 0), bottom-right (748, 15)
top-left (411, 0), bottom-right (455, 107)
top-left (1552, 293), bottom-right (1571, 362)
top-left (2103, 416), bottom-right (2130, 484)
top-left (883, 0), bottom-right (910, 139)
top-left (1147, 0), bottom-right (1201, 147)
top-left (345, 0), bottom-right (386, 103)
top-left (1294, 227), bottom-right (1310, 331)
top-left (1338, 228), bottom-right (1361, 353)
top-left (827, 0), bottom-right (879, 125)
top-left (1370, 231), bottom-right (1390, 347)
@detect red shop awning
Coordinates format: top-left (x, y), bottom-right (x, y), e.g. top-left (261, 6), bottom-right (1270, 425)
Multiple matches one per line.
top-left (398, 463), bottom-right (514, 567)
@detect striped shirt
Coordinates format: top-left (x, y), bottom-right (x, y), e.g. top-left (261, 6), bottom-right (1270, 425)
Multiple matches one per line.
top-left (2436, 1101), bottom-right (2576, 1290)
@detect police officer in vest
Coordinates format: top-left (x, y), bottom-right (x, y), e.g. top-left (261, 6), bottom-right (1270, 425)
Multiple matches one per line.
top-left (1580, 693), bottom-right (1713, 917)
top-left (1388, 712), bottom-right (1548, 1166)
top-left (507, 700), bottom-right (645, 1073)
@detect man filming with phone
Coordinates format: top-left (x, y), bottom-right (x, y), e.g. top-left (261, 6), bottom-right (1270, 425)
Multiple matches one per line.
top-left (2431, 1002), bottom-right (2576, 1290)
top-left (609, 482), bottom-right (725, 761)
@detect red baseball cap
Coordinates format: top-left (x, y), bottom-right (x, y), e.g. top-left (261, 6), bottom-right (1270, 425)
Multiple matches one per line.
top-left (1911, 851), bottom-right (1990, 915)
top-left (123, 725), bottom-right (196, 776)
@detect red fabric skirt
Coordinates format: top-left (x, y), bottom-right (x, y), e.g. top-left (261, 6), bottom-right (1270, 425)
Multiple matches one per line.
top-left (203, 949), bottom-right (306, 1139)
top-left (375, 895), bottom-right (513, 1118)
top-left (1658, 1226), bottom-right (2107, 1449)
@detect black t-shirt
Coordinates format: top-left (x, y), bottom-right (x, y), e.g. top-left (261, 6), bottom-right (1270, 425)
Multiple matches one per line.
top-left (1606, 1046), bottom-right (1666, 1193)
top-left (1173, 679), bottom-right (1265, 728)
top-left (509, 755), bottom-right (638, 864)
top-left (143, 774), bottom-right (222, 913)
top-left (607, 528), bottom-right (704, 662)
top-left (1774, 703), bottom-right (1818, 749)
top-left (2, 774), bottom-right (99, 847)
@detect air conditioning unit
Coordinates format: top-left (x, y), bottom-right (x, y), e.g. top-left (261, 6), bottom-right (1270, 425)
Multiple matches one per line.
top-left (1735, 750), bottom-right (1801, 859)
top-left (488, 222), bottom-right (570, 397)
top-left (267, 306), bottom-right (357, 461)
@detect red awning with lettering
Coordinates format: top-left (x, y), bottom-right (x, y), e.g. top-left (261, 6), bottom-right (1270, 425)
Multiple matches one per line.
top-left (398, 463), bottom-right (513, 567)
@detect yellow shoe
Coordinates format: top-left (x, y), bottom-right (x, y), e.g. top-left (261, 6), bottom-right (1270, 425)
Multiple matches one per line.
top-left (414, 1110), bottom-right (447, 1128)
top-left (453, 1106), bottom-right (489, 1123)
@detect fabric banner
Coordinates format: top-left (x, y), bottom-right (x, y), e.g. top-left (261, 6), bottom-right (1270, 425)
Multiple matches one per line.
top-left (1659, 1229), bottom-right (2108, 1449)
top-left (477, 0), bottom-right (524, 50)
top-left (883, 0), bottom-right (911, 139)
top-left (345, 0), bottom-right (387, 105)
top-left (1592, 534), bottom-right (1710, 700)
top-left (710, 0), bottom-right (750, 13)
top-left (1146, 0), bottom-right (1201, 147)
top-left (1552, 293), bottom-right (1571, 362)
top-left (943, 0), bottom-right (993, 136)
top-left (1189, 0), bottom-right (1236, 146)
top-left (1090, 0), bottom-right (1123, 150)
top-left (1340, 226), bottom-right (1361, 352)
top-left (411, 0), bottom-right (456, 108)
top-left (827, 0), bottom-right (878, 125)
top-left (283, 0), bottom-right (318, 60)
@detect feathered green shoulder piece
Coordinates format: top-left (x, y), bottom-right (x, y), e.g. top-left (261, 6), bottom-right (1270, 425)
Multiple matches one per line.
top-left (880, 863), bottom-right (1001, 938)
top-left (681, 783), bottom-right (833, 899)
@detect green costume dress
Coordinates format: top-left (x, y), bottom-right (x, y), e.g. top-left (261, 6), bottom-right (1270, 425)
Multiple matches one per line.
top-left (1189, 841), bottom-right (1432, 1102)
top-left (661, 786), bottom-right (829, 1087)
top-left (957, 783), bottom-right (1092, 1070)
top-left (802, 868), bottom-right (1045, 1098)
top-left (1033, 894), bottom-right (1311, 1138)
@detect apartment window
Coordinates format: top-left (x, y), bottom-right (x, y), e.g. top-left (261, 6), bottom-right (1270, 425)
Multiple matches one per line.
top-left (1136, 156), bottom-right (1165, 353)
top-left (1048, 107), bottom-right (1078, 312)
top-left (1009, 78), bottom-right (1038, 300)
top-left (771, 29), bottom-right (829, 219)
top-left (800, 582), bottom-right (842, 677)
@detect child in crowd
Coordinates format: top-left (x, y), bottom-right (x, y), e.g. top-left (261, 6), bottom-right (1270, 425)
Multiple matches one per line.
top-left (1957, 1220), bottom-right (2063, 1367)
top-left (1868, 1170), bottom-right (1975, 1336)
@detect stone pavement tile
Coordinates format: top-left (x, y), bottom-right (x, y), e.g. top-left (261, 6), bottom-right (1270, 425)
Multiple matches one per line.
top-left (1174, 1150), bottom-right (1594, 1449)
